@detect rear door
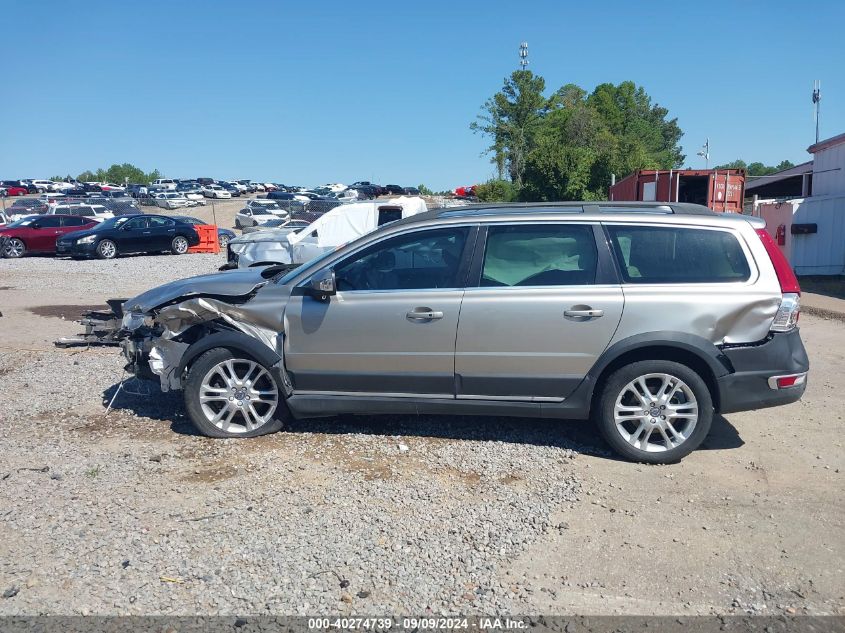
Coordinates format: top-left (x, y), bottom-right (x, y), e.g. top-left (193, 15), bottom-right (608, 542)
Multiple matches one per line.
top-left (147, 216), bottom-right (177, 249)
top-left (455, 223), bottom-right (624, 401)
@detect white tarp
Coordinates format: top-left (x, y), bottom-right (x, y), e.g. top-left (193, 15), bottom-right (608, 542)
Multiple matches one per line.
top-left (287, 196), bottom-right (428, 248)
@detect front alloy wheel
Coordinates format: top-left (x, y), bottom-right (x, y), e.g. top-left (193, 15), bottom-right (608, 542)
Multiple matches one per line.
top-left (97, 239), bottom-right (117, 259)
top-left (597, 360), bottom-right (713, 464)
top-left (5, 238), bottom-right (26, 258)
top-left (184, 348), bottom-right (287, 438)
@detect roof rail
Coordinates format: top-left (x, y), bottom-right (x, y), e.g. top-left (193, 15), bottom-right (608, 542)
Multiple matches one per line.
top-left (436, 201), bottom-right (716, 217)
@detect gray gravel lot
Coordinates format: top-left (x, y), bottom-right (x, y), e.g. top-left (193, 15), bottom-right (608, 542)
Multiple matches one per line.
top-left (0, 253), bottom-right (842, 616)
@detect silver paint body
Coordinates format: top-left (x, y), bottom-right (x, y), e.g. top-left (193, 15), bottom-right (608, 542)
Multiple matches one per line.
top-left (121, 208), bottom-right (780, 403)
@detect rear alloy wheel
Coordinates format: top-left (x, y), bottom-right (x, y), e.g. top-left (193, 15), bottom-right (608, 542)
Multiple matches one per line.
top-left (171, 236), bottom-right (189, 255)
top-left (5, 238), bottom-right (26, 258)
top-left (184, 348), bottom-right (287, 438)
top-left (218, 235), bottom-right (230, 249)
top-left (96, 239), bottom-right (117, 259)
top-left (596, 360), bottom-right (713, 464)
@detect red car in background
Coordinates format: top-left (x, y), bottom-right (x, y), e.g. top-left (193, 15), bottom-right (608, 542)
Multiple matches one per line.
top-left (0, 185), bottom-right (28, 196)
top-left (0, 214), bottom-right (98, 258)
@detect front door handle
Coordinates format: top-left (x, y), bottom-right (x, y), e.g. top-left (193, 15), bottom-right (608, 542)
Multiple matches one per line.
top-left (406, 308), bottom-right (444, 321)
top-left (564, 308), bottom-right (604, 318)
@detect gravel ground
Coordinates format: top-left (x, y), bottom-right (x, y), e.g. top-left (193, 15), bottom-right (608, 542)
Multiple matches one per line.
top-left (0, 254), bottom-right (842, 616)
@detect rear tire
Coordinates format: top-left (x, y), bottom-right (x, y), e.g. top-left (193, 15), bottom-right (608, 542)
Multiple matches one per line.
top-left (595, 360), bottom-right (713, 464)
top-left (171, 236), bottom-right (189, 254)
top-left (184, 348), bottom-right (288, 438)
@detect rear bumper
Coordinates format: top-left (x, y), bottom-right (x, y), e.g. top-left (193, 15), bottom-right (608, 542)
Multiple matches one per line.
top-left (718, 328), bottom-right (809, 414)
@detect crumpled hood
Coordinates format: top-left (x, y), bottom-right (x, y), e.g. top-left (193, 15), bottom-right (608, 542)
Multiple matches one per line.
top-left (124, 268), bottom-right (272, 313)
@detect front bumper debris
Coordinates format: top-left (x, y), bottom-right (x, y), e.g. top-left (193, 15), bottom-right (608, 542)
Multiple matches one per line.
top-left (55, 299), bottom-right (127, 348)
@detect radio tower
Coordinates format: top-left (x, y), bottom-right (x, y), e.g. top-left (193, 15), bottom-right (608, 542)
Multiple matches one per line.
top-left (519, 42), bottom-right (529, 71)
top-left (813, 80), bottom-right (821, 144)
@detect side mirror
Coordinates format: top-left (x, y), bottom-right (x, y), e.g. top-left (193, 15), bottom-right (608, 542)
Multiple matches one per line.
top-left (308, 268), bottom-right (336, 300)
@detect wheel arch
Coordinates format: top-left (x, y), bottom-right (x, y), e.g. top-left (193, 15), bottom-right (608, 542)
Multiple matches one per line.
top-left (178, 330), bottom-right (283, 387)
top-left (585, 333), bottom-right (733, 415)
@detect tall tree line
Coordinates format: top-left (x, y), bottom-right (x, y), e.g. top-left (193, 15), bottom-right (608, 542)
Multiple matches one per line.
top-left (471, 71), bottom-right (685, 201)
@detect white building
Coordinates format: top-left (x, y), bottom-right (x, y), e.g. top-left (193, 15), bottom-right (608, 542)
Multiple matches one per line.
top-left (753, 132), bottom-right (845, 276)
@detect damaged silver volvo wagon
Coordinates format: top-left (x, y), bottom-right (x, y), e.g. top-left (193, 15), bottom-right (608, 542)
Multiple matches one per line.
top-left (117, 202), bottom-right (809, 464)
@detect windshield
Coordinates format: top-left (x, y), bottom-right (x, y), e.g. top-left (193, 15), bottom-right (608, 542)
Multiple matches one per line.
top-left (5, 216), bottom-right (39, 227)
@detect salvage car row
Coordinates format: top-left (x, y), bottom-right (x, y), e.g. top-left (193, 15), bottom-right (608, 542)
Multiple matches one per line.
top-left (0, 212), bottom-right (236, 258)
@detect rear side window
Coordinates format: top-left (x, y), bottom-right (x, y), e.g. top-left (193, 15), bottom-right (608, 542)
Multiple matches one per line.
top-left (607, 225), bottom-right (750, 284)
top-left (481, 224), bottom-right (597, 286)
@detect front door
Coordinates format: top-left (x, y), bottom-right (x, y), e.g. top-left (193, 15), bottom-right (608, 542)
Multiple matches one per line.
top-left (27, 215), bottom-right (63, 252)
top-left (284, 226), bottom-right (473, 396)
top-left (455, 223), bottom-right (624, 401)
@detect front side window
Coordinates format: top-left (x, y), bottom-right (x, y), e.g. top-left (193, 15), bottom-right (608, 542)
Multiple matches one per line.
top-left (122, 217), bottom-right (147, 230)
top-left (481, 224), bottom-right (598, 287)
top-left (334, 228), bottom-right (468, 291)
top-left (607, 225), bottom-right (751, 284)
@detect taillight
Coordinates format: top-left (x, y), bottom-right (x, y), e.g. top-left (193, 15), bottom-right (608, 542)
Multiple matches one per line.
top-left (756, 228), bottom-right (800, 293)
top-left (756, 228), bottom-right (801, 332)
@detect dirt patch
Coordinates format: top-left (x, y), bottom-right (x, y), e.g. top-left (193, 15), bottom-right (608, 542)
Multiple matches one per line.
top-left (28, 304), bottom-right (107, 320)
top-left (182, 463), bottom-right (240, 483)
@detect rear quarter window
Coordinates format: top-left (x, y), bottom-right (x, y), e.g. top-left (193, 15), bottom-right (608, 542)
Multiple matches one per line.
top-left (606, 225), bottom-right (751, 284)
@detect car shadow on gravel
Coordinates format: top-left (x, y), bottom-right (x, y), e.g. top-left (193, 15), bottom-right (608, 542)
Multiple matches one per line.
top-left (101, 380), bottom-right (745, 460)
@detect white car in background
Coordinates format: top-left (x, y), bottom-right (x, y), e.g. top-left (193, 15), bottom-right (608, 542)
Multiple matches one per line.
top-left (234, 206), bottom-right (279, 229)
top-left (155, 192), bottom-right (192, 210)
top-left (228, 181), bottom-right (248, 194)
top-left (30, 180), bottom-right (58, 192)
top-left (50, 181), bottom-right (77, 192)
top-left (182, 190), bottom-right (206, 204)
top-left (334, 188), bottom-right (359, 202)
top-left (152, 178), bottom-right (178, 191)
top-left (201, 184), bottom-right (231, 199)
top-left (244, 199), bottom-right (288, 217)
top-left (48, 203), bottom-right (114, 222)
top-left (323, 183), bottom-right (347, 193)
top-left (250, 182), bottom-right (266, 192)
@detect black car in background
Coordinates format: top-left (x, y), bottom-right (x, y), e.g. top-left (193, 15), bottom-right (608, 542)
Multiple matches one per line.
top-left (350, 184), bottom-right (381, 199)
top-left (56, 214), bottom-right (199, 260)
top-left (382, 184), bottom-right (404, 195)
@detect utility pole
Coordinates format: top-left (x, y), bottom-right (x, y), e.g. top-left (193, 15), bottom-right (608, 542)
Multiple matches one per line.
top-left (697, 138), bottom-right (710, 169)
top-left (519, 42), bottom-right (529, 71)
top-left (813, 80), bottom-right (821, 144)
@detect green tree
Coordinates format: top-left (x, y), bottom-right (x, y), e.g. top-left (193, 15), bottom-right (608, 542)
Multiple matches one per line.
top-left (417, 183), bottom-right (434, 196)
top-left (472, 75), bottom-right (685, 201)
top-left (75, 163), bottom-right (161, 185)
top-left (471, 70), bottom-right (548, 187)
top-left (715, 159), bottom-right (796, 177)
top-left (475, 179), bottom-right (518, 202)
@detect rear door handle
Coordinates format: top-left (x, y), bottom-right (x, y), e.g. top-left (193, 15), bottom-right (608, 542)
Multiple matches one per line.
top-left (406, 308), bottom-right (444, 321)
top-left (564, 308), bottom-right (604, 318)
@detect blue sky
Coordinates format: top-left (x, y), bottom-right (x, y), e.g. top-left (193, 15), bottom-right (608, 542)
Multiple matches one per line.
top-left (2, 0), bottom-right (843, 190)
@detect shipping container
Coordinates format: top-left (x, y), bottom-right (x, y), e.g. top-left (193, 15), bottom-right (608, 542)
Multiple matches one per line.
top-left (608, 169), bottom-right (746, 213)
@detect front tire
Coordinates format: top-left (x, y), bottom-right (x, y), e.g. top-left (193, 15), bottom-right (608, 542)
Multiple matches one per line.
top-left (595, 360), bottom-right (713, 464)
top-left (5, 238), bottom-right (26, 258)
top-left (171, 235), bottom-right (189, 255)
top-left (184, 348), bottom-right (288, 438)
top-left (96, 239), bottom-right (117, 259)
